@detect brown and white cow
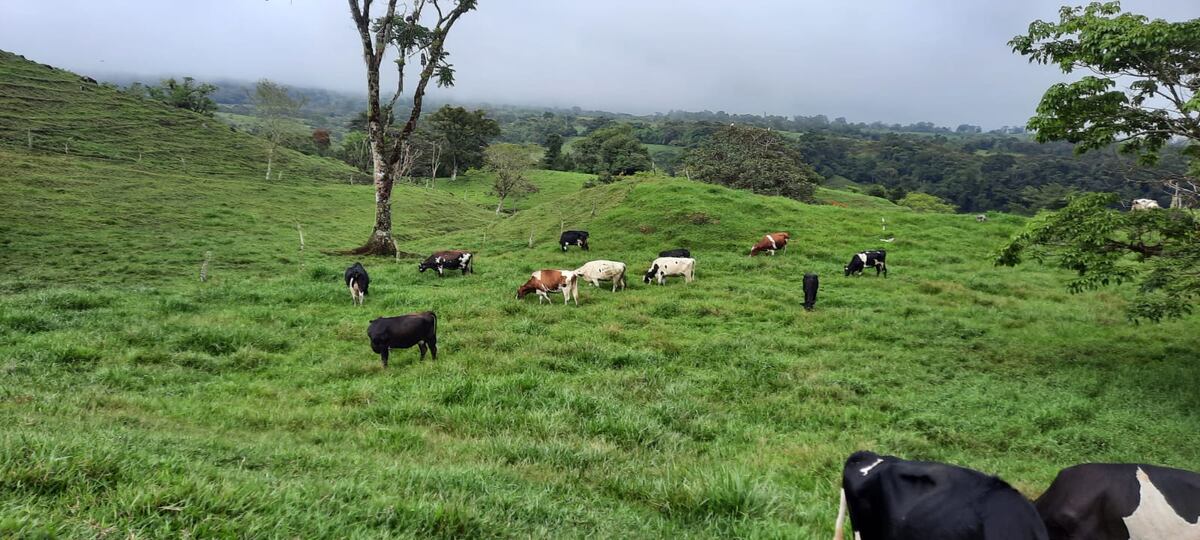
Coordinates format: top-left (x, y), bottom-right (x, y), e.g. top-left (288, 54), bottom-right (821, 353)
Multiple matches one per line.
top-left (750, 232), bottom-right (790, 256)
top-left (575, 260), bottom-right (627, 292)
top-left (516, 269), bottom-right (580, 305)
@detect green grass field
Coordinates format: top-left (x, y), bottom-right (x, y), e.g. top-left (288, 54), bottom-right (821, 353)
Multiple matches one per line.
top-left (2, 51), bottom-right (1199, 539)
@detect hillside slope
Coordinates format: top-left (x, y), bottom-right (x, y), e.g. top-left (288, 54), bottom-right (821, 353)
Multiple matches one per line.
top-left (0, 50), bottom-right (354, 182)
top-left (1, 53), bottom-right (1198, 539)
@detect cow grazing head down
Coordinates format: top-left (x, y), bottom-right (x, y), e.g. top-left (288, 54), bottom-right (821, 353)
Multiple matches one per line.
top-left (642, 264), bottom-right (659, 284)
top-left (1035, 463), bottom-right (1200, 540)
top-left (844, 250), bottom-right (887, 277)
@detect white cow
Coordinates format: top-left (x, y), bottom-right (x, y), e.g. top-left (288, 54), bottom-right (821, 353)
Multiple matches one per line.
top-left (1132, 198), bottom-right (1161, 210)
top-left (575, 260), bottom-right (627, 292)
top-left (642, 257), bottom-right (695, 285)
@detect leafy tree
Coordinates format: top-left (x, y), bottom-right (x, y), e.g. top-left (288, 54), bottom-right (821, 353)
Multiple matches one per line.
top-left (898, 192), bottom-right (957, 213)
top-left (312, 129), bottom-right (332, 156)
top-left (1010, 1), bottom-right (1199, 178)
top-left (997, 193), bottom-right (1199, 320)
top-left (428, 105), bottom-right (501, 180)
top-left (337, 131), bottom-right (372, 172)
top-left (252, 79), bottom-right (304, 181)
top-left (484, 143), bottom-right (540, 214)
top-left (144, 77), bottom-right (217, 116)
top-left (346, 0), bottom-right (477, 255)
top-left (542, 133), bottom-right (563, 169)
top-left (570, 124), bottom-right (651, 176)
top-left (683, 126), bottom-right (821, 202)
top-left (1000, 2), bottom-right (1200, 320)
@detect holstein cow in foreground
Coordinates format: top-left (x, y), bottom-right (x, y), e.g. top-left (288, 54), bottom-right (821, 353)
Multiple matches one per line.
top-left (835, 450), bottom-right (1048, 540)
top-left (659, 248), bottom-right (691, 258)
top-left (418, 250), bottom-right (473, 277)
top-left (575, 260), bottom-right (627, 292)
top-left (845, 250), bottom-right (888, 277)
top-left (1035, 463), bottom-right (1200, 540)
top-left (559, 230), bottom-right (590, 252)
top-left (367, 311), bottom-right (437, 368)
top-left (1132, 198), bottom-right (1162, 210)
top-left (643, 257), bottom-right (695, 285)
top-left (750, 232), bottom-right (790, 256)
top-left (344, 262), bottom-right (369, 306)
top-left (517, 269), bottom-right (580, 305)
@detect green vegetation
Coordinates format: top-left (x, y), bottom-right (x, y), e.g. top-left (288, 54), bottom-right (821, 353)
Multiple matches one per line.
top-left (684, 126), bottom-right (820, 202)
top-left (2, 46), bottom-right (1199, 538)
top-left (897, 192), bottom-right (957, 213)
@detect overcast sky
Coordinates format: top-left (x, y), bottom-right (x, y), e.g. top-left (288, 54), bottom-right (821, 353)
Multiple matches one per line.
top-left (2, 1), bottom-right (1196, 128)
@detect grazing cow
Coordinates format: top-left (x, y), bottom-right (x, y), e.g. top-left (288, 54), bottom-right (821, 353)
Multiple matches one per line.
top-left (575, 260), bottom-right (627, 292)
top-left (344, 262), bottom-right (369, 306)
top-left (559, 230), bottom-right (590, 252)
top-left (750, 232), bottom-right (790, 256)
top-left (366, 312), bottom-right (437, 368)
top-left (659, 248), bottom-right (691, 258)
top-left (1035, 463), bottom-right (1200, 540)
top-left (803, 273), bottom-right (819, 311)
top-left (418, 250), bottom-right (473, 277)
top-left (834, 450), bottom-right (1048, 540)
top-left (1132, 198), bottom-right (1161, 210)
top-left (517, 269), bottom-right (580, 305)
top-left (643, 257), bottom-right (695, 285)
top-left (845, 250), bottom-right (888, 277)
top-left (977, 214), bottom-right (988, 222)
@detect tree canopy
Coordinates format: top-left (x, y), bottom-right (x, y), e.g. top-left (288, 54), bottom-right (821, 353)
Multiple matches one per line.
top-left (143, 77), bottom-right (217, 116)
top-left (569, 124), bottom-right (652, 176)
top-left (428, 105), bottom-right (501, 179)
top-left (1000, 2), bottom-right (1200, 321)
top-left (485, 143), bottom-right (540, 214)
top-left (684, 126), bottom-right (821, 202)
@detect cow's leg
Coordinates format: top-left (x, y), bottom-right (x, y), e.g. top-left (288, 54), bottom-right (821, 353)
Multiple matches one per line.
top-left (427, 338), bottom-right (437, 360)
top-left (418, 342), bottom-right (428, 361)
top-left (380, 348), bottom-right (389, 368)
top-left (437, 266), bottom-right (445, 278)
top-left (833, 488), bottom-right (847, 540)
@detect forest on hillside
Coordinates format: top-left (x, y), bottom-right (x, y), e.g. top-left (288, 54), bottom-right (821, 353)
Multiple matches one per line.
top-left (103, 75), bottom-right (1186, 215)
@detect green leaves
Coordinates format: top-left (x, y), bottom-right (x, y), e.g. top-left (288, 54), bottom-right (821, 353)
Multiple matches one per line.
top-left (997, 192), bottom-right (1200, 320)
top-left (683, 126), bottom-right (820, 203)
top-left (1012, 2), bottom-right (1200, 165)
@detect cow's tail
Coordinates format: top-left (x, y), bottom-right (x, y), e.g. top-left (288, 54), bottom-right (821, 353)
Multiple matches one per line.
top-left (833, 488), bottom-right (847, 540)
top-left (569, 273), bottom-right (580, 305)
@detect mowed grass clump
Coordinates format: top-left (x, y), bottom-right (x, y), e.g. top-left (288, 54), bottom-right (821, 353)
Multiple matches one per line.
top-left (2, 52), bottom-right (1199, 538)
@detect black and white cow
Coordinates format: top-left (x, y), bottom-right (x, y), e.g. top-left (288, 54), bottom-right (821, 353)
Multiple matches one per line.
top-left (344, 262), bottom-right (369, 306)
top-left (559, 230), bottom-right (590, 252)
top-left (835, 450), bottom-right (1048, 540)
top-left (643, 257), bottom-right (695, 285)
top-left (845, 250), bottom-right (888, 277)
top-left (418, 250), bottom-right (473, 277)
top-left (659, 248), bottom-right (691, 258)
top-left (803, 273), bottom-right (819, 311)
top-left (1035, 463), bottom-right (1200, 540)
top-left (367, 311), bottom-right (437, 368)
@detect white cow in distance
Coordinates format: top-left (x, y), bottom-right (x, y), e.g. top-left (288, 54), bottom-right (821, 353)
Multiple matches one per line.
top-left (1132, 198), bottom-right (1161, 210)
top-left (575, 260), bottom-right (627, 292)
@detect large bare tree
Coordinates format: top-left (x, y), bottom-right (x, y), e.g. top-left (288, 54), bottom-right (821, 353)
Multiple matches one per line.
top-left (347, 0), bottom-right (477, 255)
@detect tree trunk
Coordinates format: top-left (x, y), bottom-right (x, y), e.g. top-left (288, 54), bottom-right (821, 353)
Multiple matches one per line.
top-left (266, 144), bottom-right (275, 181)
top-left (451, 160), bottom-right (459, 181)
top-left (495, 197), bottom-right (504, 214)
top-left (352, 132), bottom-right (397, 255)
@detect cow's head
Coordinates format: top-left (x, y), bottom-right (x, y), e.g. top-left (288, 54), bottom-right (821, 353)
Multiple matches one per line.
top-left (418, 261), bottom-right (431, 272)
top-left (643, 264), bottom-right (659, 284)
top-left (580, 238), bottom-right (590, 251)
top-left (516, 281), bottom-right (536, 299)
top-left (844, 264), bottom-right (851, 277)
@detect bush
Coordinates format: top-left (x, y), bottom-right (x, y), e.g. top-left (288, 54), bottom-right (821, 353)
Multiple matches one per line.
top-left (898, 192), bottom-right (956, 213)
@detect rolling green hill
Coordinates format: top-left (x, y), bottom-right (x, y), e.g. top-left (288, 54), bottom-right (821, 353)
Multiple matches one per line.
top-left (1, 54), bottom-right (1198, 538)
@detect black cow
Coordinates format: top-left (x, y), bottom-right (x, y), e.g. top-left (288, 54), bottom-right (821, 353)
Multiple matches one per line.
top-left (835, 450), bottom-right (1048, 540)
top-left (659, 248), bottom-right (691, 258)
top-left (1035, 463), bottom-right (1200, 540)
top-left (367, 312), bottom-right (437, 368)
top-left (559, 230), bottom-right (589, 252)
top-left (418, 250), bottom-right (473, 277)
top-left (803, 273), bottom-right (819, 311)
top-left (344, 262), bottom-right (369, 306)
top-left (845, 250), bottom-right (888, 277)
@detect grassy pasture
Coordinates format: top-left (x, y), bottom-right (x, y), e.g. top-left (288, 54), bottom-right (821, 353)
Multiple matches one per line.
top-left (1, 51), bottom-right (1199, 538)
